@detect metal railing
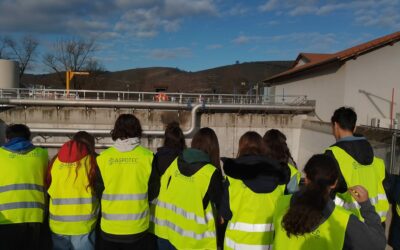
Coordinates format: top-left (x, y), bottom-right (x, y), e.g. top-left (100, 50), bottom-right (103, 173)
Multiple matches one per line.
top-left (0, 88), bottom-right (309, 106)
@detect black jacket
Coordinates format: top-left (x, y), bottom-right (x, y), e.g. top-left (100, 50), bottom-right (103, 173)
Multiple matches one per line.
top-left (220, 155), bottom-right (290, 220)
top-left (148, 146), bottom-right (182, 201)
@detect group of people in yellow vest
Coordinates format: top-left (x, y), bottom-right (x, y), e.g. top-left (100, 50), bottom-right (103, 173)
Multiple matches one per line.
top-left (0, 107), bottom-right (398, 250)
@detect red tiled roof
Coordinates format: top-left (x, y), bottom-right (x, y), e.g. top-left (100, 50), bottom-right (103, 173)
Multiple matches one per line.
top-left (265, 31), bottom-right (400, 83)
top-left (294, 53), bottom-right (333, 65)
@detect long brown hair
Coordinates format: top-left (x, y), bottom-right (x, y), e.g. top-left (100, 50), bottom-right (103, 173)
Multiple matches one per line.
top-left (46, 131), bottom-right (97, 190)
top-left (282, 154), bottom-right (339, 237)
top-left (73, 131), bottom-right (97, 190)
top-left (191, 127), bottom-right (220, 169)
top-left (263, 129), bottom-right (297, 167)
top-left (164, 121), bottom-right (186, 151)
top-left (237, 131), bottom-right (265, 157)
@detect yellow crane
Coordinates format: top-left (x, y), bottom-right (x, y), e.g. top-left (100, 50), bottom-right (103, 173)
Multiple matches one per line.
top-left (66, 70), bottom-right (89, 95)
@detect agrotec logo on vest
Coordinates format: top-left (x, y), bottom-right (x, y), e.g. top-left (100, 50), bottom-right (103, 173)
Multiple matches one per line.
top-left (352, 161), bottom-right (371, 170)
top-left (108, 157), bottom-right (137, 166)
top-left (174, 170), bottom-right (195, 182)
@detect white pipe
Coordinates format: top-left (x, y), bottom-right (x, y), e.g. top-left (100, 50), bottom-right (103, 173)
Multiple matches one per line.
top-left (29, 104), bottom-right (314, 137)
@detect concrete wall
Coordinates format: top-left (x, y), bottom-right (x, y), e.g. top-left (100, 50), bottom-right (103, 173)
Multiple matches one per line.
top-left (274, 65), bottom-right (346, 122)
top-left (0, 106), bottom-right (305, 159)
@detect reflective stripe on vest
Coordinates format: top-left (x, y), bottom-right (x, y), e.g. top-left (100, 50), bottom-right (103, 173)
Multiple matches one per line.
top-left (273, 195), bottom-right (350, 250)
top-left (151, 216), bottom-right (216, 240)
top-left (224, 176), bottom-right (285, 249)
top-left (48, 155), bottom-right (99, 235)
top-left (0, 183), bottom-right (44, 193)
top-left (50, 213), bottom-right (97, 222)
top-left (0, 147), bottom-right (47, 225)
top-left (334, 194), bottom-right (388, 209)
top-left (228, 222), bottom-right (274, 233)
top-left (97, 146), bottom-right (153, 235)
top-left (52, 197), bottom-right (95, 205)
top-left (150, 158), bottom-right (217, 249)
top-left (225, 237), bottom-right (271, 250)
top-left (151, 199), bottom-right (214, 225)
top-left (102, 193), bottom-right (147, 201)
top-left (102, 210), bottom-right (149, 220)
top-left (0, 201), bottom-right (44, 211)
top-left (328, 146), bottom-right (389, 222)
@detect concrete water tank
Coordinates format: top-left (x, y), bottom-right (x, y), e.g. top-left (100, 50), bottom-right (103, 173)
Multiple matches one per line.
top-left (0, 59), bottom-right (19, 89)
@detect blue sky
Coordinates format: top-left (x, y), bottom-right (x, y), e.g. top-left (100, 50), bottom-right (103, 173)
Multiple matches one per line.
top-left (0, 0), bottom-right (399, 73)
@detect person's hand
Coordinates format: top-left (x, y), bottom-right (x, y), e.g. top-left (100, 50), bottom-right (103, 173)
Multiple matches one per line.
top-left (348, 185), bottom-right (369, 203)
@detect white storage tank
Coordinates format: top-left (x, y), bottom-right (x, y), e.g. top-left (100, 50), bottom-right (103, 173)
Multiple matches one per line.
top-left (0, 59), bottom-right (19, 89)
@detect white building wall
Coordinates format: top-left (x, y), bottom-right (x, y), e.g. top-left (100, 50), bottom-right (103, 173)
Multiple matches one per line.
top-left (273, 42), bottom-right (400, 128)
top-left (343, 42), bottom-right (400, 126)
top-left (274, 66), bottom-right (346, 122)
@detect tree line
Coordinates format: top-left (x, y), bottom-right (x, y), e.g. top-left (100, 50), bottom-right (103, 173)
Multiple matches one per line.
top-left (0, 35), bottom-right (105, 88)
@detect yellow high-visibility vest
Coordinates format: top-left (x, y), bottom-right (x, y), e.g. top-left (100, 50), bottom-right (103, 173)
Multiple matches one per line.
top-left (0, 147), bottom-right (48, 224)
top-left (224, 176), bottom-right (285, 250)
top-left (97, 146), bottom-right (153, 235)
top-left (273, 195), bottom-right (351, 250)
top-left (150, 158), bottom-right (217, 249)
top-left (48, 155), bottom-right (99, 235)
top-left (328, 146), bottom-right (389, 222)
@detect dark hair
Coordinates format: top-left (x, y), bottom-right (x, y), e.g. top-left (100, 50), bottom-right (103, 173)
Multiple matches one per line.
top-left (47, 131), bottom-right (98, 190)
top-left (237, 131), bottom-right (265, 157)
top-left (331, 107), bottom-right (357, 131)
top-left (282, 154), bottom-right (339, 237)
top-left (263, 129), bottom-right (297, 167)
top-left (164, 122), bottom-right (186, 151)
top-left (111, 114), bottom-right (142, 140)
top-left (191, 127), bottom-right (220, 169)
top-left (6, 124), bottom-right (31, 140)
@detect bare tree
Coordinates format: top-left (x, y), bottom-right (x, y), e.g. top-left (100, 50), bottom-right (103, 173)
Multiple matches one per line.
top-left (43, 38), bottom-right (102, 88)
top-left (4, 35), bottom-right (39, 79)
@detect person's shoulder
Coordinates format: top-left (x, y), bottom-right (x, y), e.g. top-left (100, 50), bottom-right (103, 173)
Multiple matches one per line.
top-left (136, 146), bottom-right (154, 157)
top-left (98, 147), bottom-right (116, 157)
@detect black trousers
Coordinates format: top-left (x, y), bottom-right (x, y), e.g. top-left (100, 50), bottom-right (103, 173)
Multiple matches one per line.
top-left (0, 223), bottom-right (43, 250)
top-left (98, 233), bottom-right (156, 250)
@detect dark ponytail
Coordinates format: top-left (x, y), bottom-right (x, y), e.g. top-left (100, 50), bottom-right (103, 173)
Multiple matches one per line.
top-left (282, 154), bottom-right (339, 237)
top-left (263, 129), bottom-right (297, 168)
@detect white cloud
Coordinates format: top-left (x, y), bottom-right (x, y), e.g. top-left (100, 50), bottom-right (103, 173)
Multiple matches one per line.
top-left (259, 0), bottom-right (280, 12)
top-left (0, 0), bottom-right (218, 39)
top-left (232, 35), bottom-right (255, 45)
top-left (148, 47), bottom-right (192, 60)
top-left (223, 4), bottom-right (249, 16)
top-left (288, 6), bottom-right (317, 16)
top-left (257, 0), bottom-right (400, 28)
top-left (163, 0), bottom-right (217, 17)
top-left (206, 44), bottom-right (223, 49)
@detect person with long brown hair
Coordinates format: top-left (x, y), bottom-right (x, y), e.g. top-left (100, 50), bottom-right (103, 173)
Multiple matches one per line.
top-left (273, 154), bottom-right (386, 250)
top-left (220, 131), bottom-right (289, 250)
top-left (263, 129), bottom-right (300, 194)
top-left (148, 122), bottom-right (186, 201)
top-left (46, 131), bottom-right (99, 250)
top-left (150, 127), bottom-right (223, 250)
